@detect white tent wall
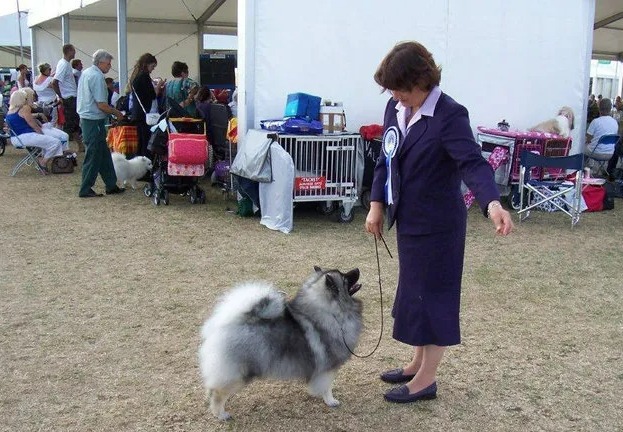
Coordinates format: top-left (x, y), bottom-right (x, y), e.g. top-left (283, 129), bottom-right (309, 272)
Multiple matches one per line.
top-left (31, 19), bottom-right (201, 87)
top-left (243, 0), bottom-right (595, 153)
top-left (0, 52), bottom-right (24, 68)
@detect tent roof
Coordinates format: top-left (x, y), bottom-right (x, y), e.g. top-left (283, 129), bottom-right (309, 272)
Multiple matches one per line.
top-left (28, 0), bottom-right (236, 35)
top-left (24, 0), bottom-right (623, 59)
top-left (594, 0), bottom-right (623, 60)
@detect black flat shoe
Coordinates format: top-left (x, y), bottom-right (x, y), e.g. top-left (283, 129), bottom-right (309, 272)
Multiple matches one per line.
top-left (79, 189), bottom-right (104, 198)
top-left (106, 186), bottom-right (126, 195)
top-left (380, 368), bottom-right (416, 384)
top-left (384, 382), bottom-right (437, 404)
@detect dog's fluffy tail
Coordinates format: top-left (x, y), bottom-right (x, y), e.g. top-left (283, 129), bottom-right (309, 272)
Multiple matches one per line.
top-left (201, 282), bottom-right (285, 337)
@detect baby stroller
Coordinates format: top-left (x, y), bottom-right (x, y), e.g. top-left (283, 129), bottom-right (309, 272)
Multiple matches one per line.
top-left (143, 114), bottom-right (208, 205)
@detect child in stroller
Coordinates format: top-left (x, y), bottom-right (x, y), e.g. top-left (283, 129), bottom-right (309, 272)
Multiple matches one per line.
top-left (143, 113), bottom-right (208, 205)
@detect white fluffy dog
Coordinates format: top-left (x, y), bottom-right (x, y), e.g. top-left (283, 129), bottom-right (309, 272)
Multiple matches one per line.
top-left (111, 152), bottom-right (153, 189)
top-left (529, 106), bottom-right (575, 138)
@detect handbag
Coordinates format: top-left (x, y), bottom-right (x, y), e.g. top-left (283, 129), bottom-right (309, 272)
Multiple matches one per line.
top-left (131, 85), bottom-right (160, 126)
top-left (50, 154), bottom-right (75, 174)
top-left (582, 185), bottom-right (605, 212)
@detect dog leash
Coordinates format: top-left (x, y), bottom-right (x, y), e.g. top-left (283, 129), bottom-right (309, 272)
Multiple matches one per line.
top-left (342, 233), bottom-right (392, 358)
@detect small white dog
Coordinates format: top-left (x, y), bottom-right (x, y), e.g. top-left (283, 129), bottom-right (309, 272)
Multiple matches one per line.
top-left (529, 106), bottom-right (575, 138)
top-left (111, 152), bottom-right (153, 189)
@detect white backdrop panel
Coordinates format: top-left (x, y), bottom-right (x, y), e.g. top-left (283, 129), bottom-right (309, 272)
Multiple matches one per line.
top-left (250, 0), bottom-right (593, 151)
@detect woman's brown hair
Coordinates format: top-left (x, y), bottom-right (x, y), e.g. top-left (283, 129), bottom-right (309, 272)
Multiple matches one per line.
top-left (126, 53), bottom-right (157, 93)
top-left (374, 41), bottom-right (441, 92)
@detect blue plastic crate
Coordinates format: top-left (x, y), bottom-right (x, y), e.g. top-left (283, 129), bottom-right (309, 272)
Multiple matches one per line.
top-left (284, 93), bottom-right (321, 120)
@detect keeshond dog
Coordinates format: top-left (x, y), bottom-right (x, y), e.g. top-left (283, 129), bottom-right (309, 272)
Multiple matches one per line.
top-left (199, 266), bottom-right (363, 420)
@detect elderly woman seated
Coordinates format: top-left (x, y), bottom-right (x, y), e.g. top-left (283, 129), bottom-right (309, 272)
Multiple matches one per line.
top-left (5, 88), bottom-right (70, 173)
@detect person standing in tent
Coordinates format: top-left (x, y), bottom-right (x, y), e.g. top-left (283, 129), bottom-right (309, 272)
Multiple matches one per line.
top-left (52, 44), bottom-right (84, 151)
top-left (16, 64), bottom-right (31, 89)
top-left (72, 59), bottom-right (84, 84)
top-left (127, 53), bottom-right (165, 158)
top-left (33, 63), bottom-right (59, 126)
top-left (76, 49), bottom-right (125, 198)
top-left (365, 41), bottom-right (513, 404)
top-left (165, 61), bottom-right (199, 117)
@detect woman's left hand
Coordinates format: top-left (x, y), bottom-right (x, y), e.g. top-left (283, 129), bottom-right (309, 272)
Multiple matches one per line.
top-left (488, 201), bottom-right (513, 236)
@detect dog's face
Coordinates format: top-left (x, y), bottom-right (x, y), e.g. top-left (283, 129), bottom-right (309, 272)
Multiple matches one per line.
top-left (133, 156), bottom-right (153, 171)
top-left (558, 106), bottom-right (574, 130)
top-left (306, 266), bottom-right (362, 308)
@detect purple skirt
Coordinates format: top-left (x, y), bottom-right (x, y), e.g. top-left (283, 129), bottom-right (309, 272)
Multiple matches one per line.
top-left (392, 228), bottom-right (466, 346)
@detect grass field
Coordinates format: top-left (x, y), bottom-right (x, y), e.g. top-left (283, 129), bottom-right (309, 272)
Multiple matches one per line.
top-left (1, 146), bottom-right (622, 432)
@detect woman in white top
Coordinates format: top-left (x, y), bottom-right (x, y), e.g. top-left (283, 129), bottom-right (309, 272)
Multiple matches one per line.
top-left (16, 64), bottom-right (31, 89)
top-left (33, 63), bottom-right (59, 126)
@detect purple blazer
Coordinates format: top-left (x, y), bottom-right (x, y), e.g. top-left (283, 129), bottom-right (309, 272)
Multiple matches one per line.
top-left (370, 92), bottom-right (499, 235)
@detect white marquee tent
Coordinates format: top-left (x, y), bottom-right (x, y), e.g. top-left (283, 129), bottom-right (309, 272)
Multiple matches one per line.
top-left (24, 0), bottom-right (623, 150)
top-left (593, 1), bottom-right (623, 60)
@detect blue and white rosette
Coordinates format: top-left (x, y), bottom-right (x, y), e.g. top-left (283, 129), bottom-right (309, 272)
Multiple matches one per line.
top-left (382, 126), bottom-right (399, 205)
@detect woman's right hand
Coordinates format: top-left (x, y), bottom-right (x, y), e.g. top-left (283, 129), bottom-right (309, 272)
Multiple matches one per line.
top-left (365, 201), bottom-right (385, 237)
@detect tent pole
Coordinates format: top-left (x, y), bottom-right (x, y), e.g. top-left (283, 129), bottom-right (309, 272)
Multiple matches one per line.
top-left (61, 14), bottom-right (70, 44)
top-left (197, 22), bottom-right (203, 79)
top-left (30, 27), bottom-right (38, 79)
top-left (117, 0), bottom-right (128, 93)
top-left (16, 0), bottom-right (24, 65)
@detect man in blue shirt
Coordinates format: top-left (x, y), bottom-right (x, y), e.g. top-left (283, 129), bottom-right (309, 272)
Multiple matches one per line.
top-left (77, 49), bottom-right (125, 198)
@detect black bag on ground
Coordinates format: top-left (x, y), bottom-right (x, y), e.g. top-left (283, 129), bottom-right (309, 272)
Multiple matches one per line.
top-left (50, 154), bottom-right (75, 174)
top-left (603, 181), bottom-right (616, 210)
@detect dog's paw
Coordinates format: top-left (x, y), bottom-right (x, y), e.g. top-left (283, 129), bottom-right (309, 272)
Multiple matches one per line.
top-left (323, 396), bottom-right (340, 407)
top-left (217, 411), bottom-right (232, 421)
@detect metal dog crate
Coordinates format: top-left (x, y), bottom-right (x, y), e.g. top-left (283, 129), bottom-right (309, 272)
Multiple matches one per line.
top-left (276, 133), bottom-right (361, 222)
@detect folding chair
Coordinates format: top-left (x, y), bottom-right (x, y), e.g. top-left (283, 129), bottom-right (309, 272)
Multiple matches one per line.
top-left (4, 116), bottom-right (45, 176)
top-left (585, 134), bottom-right (620, 177)
top-left (517, 150), bottom-right (584, 227)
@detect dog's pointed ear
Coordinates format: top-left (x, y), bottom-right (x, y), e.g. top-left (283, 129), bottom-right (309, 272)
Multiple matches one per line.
top-left (313, 265), bottom-right (322, 273)
top-left (345, 268), bottom-right (360, 286)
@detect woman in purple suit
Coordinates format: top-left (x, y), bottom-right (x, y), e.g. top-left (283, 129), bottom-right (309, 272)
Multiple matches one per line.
top-left (365, 41), bottom-right (513, 403)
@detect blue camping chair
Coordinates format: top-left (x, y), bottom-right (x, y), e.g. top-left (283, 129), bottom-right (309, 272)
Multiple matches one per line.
top-left (585, 134), bottom-right (620, 177)
top-left (4, 116), bottom-right (45, 176)
top-left (518, 150), bottom-right (584, 227)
